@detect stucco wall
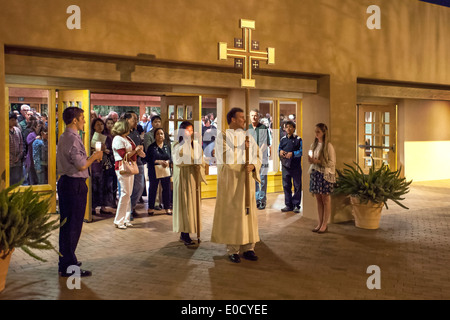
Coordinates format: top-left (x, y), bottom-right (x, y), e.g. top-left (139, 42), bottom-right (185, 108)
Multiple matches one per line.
top-left (0, 0), bottom-right (449, 84)
top-left (1, 0), bottom-right (450, 218)
top-left (399, 99), bottom-right (450, 181)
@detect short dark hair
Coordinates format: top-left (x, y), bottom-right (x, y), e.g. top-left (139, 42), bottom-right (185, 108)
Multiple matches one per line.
top-left (285, 120), bottom-right (296, 129)
top-left (153, 127), bottom-right (165, 139)
top-left (63, 107), bottom-right (84, 125)
top-left (91, 117), bottom-right (106, 135)
top-left (9, 112), bottom-right (17, 120)
top-left (227, 107), bottom-right (244, 125)
top-left (151, 115), bottom-right (162, 123)
top-left (121, 111), bottom-right (137, 121)
top-left (178, 121), bottom-right (193, 143)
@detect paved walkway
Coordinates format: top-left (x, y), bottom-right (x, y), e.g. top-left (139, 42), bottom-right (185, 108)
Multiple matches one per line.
top-left (1, 180), bottom-right (450, 300)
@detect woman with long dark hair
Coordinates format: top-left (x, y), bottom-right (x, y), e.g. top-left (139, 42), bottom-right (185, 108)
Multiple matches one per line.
top-left (172, 121), bottom-right (206, 246)
top-left (90, 118), bottom-right (116, 214)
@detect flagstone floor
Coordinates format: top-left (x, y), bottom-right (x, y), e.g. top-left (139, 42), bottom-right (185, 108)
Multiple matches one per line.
top-left (1, 180), bottom-right (450, 300)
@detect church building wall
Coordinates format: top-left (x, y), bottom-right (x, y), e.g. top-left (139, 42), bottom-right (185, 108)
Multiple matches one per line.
top-left (1, 0), bottom-right (449, 218)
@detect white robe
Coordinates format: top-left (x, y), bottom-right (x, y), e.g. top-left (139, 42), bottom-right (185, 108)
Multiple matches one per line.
top-left (172, 140), bottom-right (207, 234)
top-left (211, 130), bottom-right (261, 245)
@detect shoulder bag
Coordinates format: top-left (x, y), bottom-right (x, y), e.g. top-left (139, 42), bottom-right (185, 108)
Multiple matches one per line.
top-left (119, 153), bottom-right (139, 175)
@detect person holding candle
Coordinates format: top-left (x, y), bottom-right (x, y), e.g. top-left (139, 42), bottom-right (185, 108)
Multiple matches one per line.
top-left (90, 118), bottom-right (115, 215)
top-left (307, 123), bottom-right (336, 234)
top-left (57, 107), bottom-right (103, 277)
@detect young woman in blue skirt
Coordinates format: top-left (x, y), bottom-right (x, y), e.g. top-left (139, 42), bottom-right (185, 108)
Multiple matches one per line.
top-left (307, 123), bottom-right (336, 234)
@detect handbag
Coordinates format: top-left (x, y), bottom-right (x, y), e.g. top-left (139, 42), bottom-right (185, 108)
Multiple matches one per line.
top-left (154, 164), bottom-right (171, 179)
top-left (119, 154), bottom-right (139, 175)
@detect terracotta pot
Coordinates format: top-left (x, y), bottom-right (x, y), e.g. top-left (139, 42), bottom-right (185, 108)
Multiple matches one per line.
top-left (0, 248), bottom-right (14, 293)
top-left (350, 196), bottom-right (384, 230)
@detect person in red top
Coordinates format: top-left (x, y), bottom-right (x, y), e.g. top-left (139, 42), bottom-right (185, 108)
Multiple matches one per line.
top-left (111, 119), bottom-right (145, 229)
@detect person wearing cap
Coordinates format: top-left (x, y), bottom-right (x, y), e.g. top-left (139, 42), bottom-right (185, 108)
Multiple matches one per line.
top-left (9, 112), bottom-right (25, 185)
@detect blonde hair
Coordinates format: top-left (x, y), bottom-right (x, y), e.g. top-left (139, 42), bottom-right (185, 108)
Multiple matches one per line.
top-left (111, 119), bottom-right (130, 136)
top-left (312, 123), bottom-right (331, 167)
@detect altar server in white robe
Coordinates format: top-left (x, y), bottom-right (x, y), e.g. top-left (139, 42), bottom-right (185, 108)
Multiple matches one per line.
top-left (211, 108), bottom-right (262, 263)
top-left (172, 121), bottom-right (207, 246)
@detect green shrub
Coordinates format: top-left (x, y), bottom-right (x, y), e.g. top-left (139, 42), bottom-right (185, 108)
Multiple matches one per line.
top-left (0, 181), bottom-right (63, 261)
top-left (334, 160), bottom-right (412, 210)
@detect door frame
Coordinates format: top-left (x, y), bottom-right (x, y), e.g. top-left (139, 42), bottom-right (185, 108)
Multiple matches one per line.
top-left (58, 89), bottom-right (92, 221)
top-left (258, 97), bottom-right (303, 193)
top-left (259, 97), bottom-right (303, 174)
top-left (357, 103), bottom-right (398, 172)
top-left (4, 84), bottom-right (58, 213)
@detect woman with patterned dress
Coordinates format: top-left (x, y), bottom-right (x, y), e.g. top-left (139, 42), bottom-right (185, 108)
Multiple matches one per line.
top-left (308, 123), bottom-right (336, 234)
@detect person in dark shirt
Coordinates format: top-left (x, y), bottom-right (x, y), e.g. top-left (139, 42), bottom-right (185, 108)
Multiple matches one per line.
top-left (278, 120), bottom-right (303, 213)
top-left (146, 128), bottom-right (172, 216)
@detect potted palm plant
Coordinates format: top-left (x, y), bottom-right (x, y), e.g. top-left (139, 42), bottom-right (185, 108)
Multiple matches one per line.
top-left (334, 160), bottom-right (412, 229)
top-left (0, 179), bottom-right (62, 292)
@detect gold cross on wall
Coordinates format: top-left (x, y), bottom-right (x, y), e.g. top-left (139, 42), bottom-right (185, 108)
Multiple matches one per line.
top-left (218, 19), bottom-right (275, 88)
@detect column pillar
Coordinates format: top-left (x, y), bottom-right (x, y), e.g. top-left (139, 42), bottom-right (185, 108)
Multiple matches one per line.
top-left (0, 43), bottom-right (6, 189)
top-left (302, 76), bottom-right (330, 220)
top-left (329, 69), bottom-right (358, 223)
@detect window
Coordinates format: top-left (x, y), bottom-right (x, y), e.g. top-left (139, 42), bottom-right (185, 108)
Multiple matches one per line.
top-left (8, 88), bottom-right (50, 186)
top-left (201, 97), bottom-right (224, 175)
top-left (259, 98), bottom-right (301, 173)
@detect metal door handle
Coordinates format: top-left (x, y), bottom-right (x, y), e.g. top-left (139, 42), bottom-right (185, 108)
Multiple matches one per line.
top-left (358, 145), bottom-right (390, 150)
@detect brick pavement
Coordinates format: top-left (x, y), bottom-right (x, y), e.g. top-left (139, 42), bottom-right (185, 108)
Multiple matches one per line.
top-left (1, 180), bottom-right (449, 300)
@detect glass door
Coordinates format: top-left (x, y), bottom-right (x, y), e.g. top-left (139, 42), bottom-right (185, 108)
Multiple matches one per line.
top-left (5, 86), bottom-right (57, 212)
top-left (358, 104), bottom-right (397, 173)
top-left (161, 96), bottom-right (202, 144)
top-left (258, 98), bottom-right (302, 194)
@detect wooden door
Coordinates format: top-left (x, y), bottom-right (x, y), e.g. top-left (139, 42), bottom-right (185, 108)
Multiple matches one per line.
top-left (58, 90), bottom-right (92, 222)
top-left (5, 86), bottom-right (57, 212)
top-left (358, 104), bottom-right (397, 173)
top-left (161, 96), bottom-right (202, 143)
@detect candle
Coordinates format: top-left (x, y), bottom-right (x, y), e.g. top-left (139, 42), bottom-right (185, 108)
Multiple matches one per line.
top-left (308, 150), bottom-right (313, 158)
top-left (95, 141), bottom-right (102, 152)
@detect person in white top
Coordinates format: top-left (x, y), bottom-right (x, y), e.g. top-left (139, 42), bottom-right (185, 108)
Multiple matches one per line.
top-left (111, 119), bottom-right (145, 229)
top-left (308, 123), bottom-right (336, 234)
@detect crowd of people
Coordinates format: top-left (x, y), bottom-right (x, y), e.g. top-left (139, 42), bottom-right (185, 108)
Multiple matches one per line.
top-left (9, 104), bottom-right (49, 186)
top-left (86, 107), bottom-right (327, 265)
top-left (10, 104), bottom-right (335, 274)
top-left (87, 110), bottom-right (174, 224)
